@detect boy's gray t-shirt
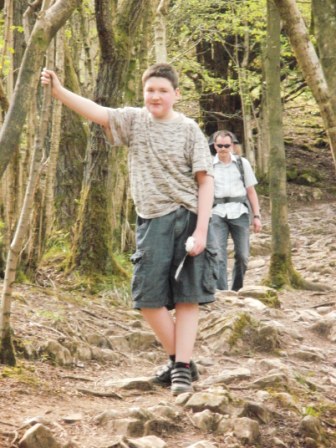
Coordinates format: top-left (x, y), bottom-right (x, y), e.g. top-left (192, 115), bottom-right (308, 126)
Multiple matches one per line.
top-left (104, 107), bottom-right (213, 219)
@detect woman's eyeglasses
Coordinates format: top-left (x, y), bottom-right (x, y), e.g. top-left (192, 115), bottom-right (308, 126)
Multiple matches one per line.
top-left (215, 143), bottom-right (231, 148)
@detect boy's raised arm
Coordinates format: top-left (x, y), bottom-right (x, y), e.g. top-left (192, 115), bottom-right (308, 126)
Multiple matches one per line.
top-left (41, 68), bottom-right (109, 127)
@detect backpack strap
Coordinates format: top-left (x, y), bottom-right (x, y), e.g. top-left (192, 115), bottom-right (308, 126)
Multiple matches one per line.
top-left (234, 156), bottom-right (253, 222)
top-left (235, 155), bottom-right (246, 188)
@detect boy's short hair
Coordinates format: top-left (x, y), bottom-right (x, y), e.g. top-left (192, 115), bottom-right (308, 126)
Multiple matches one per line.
top-left (142, 63), bottom-right (179, 89)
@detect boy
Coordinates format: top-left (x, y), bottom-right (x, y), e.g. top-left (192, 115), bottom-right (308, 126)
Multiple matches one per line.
top-left (41, 63), bottom-right (217, 395)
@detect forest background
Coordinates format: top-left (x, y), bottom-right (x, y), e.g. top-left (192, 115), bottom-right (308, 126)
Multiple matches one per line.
top-left (0, 0), bottom-right (335, 366)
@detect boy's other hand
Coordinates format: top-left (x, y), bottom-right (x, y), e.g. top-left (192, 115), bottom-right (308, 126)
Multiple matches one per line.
top-left (188, 232), bottom-right (206, 256)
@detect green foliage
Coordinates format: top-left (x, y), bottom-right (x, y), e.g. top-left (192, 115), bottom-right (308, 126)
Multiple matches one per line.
top-left (10, 25), bottom-right (24, 33)
top-left (286, 166), bottom-right (299, 181)
top-left (81, 0), bottom-right (94, 15)
top-left (297, 168), bottom-right (322, 185)
top-left (35, 309), bottom-right (65, 323)
top-left (167, 0), bottom-right (313, 130)
top-left (303, 405), bottom-right (320, 417)
top-left (41, 230), bottom-right (71, 270)
top-left (265, 253), bottom-right (304, 290)
top-left (1, 363), bottom-right (39, 385)
top-left (294, 372), bottom-right (317, 391)
top-left (82, 251), bottom-right (132, 296)
top-left (69, 269), bottom-right (132, 305)
top-left (0, 219), bottom-right (5, 245)
top-left (167, 0), bottom-right (267, 129)
top-left (65, 29), bottom-right (72, 40)
top-left (228, 312), bottom-right (258, 348)
top-left (39, 228), bottom-right (132, 301)
top-left (15, 270), bottom-right (30, 284)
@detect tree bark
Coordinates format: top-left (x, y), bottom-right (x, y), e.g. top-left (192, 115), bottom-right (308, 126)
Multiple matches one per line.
top-left (0, 78), bottom-right (51, 366)
top-left (258, 61), bottom-right (270, 177)
top-left (0, 0), bottom-right (80, 179)
top-left (2, 0), bottom-right (17, 247)
top-left (274, 0), bottom-right (336, 170)
top-left (235, 23), bottom-right (255, 166)
top-left (77, 2), bottom-right (96, 96)
top-left (1, 0), bottom-right (28, 271)
top-left (44, 29), bottom-right (65, 238)
top-left (71, 0), bottom-right (146, 275)
top-left (265, 0), bottom-right (293, 288)
top-left (196, 39), bottom-right (242, 138)
top-left (24, 42), bottom-right (55, 273)
top-left (312, 0), bottom-right (336, 98)
top-left (55, 46), bottom-right (88, 231)
top-left (154, 0), bottom-right (170, 63)
top-left (265, 0), bottom-right (324, 290)
top-left (0, 78), bottom-right (9, 115)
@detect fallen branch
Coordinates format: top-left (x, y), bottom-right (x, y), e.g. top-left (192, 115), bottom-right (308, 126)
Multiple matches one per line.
top-left (77, 388), bottom-right (123, 399)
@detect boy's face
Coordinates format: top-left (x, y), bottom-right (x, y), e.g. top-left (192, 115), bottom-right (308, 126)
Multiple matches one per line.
top-left (143, 77), bottom-right (180, 120)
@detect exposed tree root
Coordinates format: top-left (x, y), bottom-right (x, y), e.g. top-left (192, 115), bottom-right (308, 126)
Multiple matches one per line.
top-left (264, 254), bottom-right (330, 291)
top-left (0, 328), bottom-right (16, 366)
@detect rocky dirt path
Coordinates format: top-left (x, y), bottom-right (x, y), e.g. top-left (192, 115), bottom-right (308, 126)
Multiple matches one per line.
top-left (0, 199), bottom-right (335, 448)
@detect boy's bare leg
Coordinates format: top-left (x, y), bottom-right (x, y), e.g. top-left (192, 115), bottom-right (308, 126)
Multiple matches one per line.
top-left (175, 303), bottom-right (199, 363)
top-left (141, 307), bottom-right (175, 355)
top-left (141, 303), bottom-right (199, 363)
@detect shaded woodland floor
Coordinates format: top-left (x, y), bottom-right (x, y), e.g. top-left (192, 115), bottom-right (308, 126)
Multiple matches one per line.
top-left (0, 196), bottom-right (335, 448)
top-left (0, 139), bottom-right (335, 448)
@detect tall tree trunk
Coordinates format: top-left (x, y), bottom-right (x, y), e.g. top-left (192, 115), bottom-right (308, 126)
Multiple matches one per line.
top-left (235, 23), bottom-right (255, 165)
top-left (312, 0), bottom-right (336, 98)
top-left (196, 38), bottom-right (243, 139)
top-left (77, 2), bottom-right (96, 96)
top-left (1, 0), bottom-right (28, 272)
top-left (44, 29), bottom-right (65, 239)
top-left (1, 0), bottom-right (14, 92)
top-left (132, 5), bottom-right (154, 105)
top-left (266, 0), bottom-right (292, 288)
top-left (2, 0), bottom-right (17, 246)
top-left (13, 0), bottom-right (28, 211)
top-left (274, 0), bottom-right (336, 170)
top-left (55, 46), bottom-right (88, 231)
top-left (0, 0), bottom-right (78, 365)
top-left (0, 79), bottom-right (51, 366)
top-left (265, 0), bottom-right (323, 290)
top-left (154, 0), bottom-right (170, 63)
top-left (71, 0), bottom-right (146, 275)
top-left (258, 58), bottom-right (270, 177)
top-left (0, 78), bottom-right (9, 116)
top-left (25, 43), bottom-right (55, 274)
top-left (0, 0), bottom-right (79, 178)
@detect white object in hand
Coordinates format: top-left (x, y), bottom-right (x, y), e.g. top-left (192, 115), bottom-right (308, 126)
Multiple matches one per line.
top-left (185, 236), bottom-right (195, 253)
top-left (175, 236), bottom-right (195, 281)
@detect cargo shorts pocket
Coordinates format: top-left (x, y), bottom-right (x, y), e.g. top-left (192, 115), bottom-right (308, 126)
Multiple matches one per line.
top-left (131, 250), bottom-right (145, 299)
top-left (202, 248), bottom-right (218, 293)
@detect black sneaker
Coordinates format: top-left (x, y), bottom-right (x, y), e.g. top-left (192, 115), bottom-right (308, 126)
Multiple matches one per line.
top-left (171, 365), bottom-right (193, 395)
top-left (153, 359), bottom-right (199, 386)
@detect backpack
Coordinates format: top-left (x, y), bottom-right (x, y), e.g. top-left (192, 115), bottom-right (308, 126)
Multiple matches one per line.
top-left (235, 156), bottom-right (253, 222)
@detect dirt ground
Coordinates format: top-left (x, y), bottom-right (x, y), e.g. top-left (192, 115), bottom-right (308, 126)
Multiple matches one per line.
top-left (0, 141), bottom-right (336, 448)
